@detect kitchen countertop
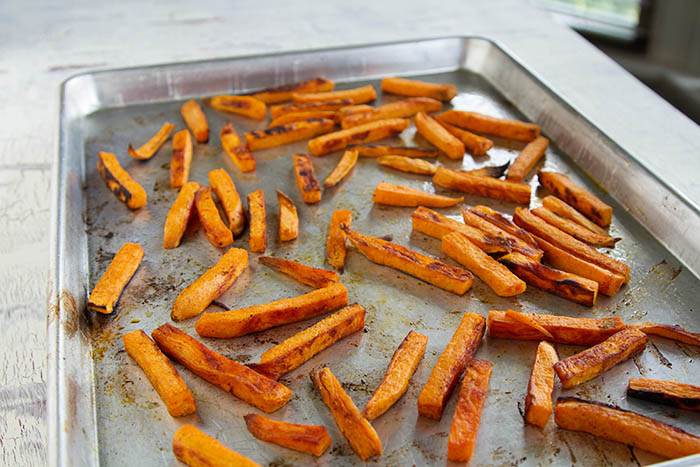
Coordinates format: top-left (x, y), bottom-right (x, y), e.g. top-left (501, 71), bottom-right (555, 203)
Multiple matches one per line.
top-left (2, 0), bottom-right (698, 465)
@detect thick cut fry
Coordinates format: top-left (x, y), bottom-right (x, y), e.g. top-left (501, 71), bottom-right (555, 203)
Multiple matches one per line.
top-left (442, 232), bottom-right (526, 297)
top-left (209, 168), bottom-right (246, 236)
top-left (628, 321), bottom-right (700, 347)
top-left (163, 182), bottom-right (201, 249)
top-left (195, 187), bottom-right (233, 248)
top-left (418, 313), bottom-right (486, 420)
top-left (171, 248), bottom-right (249, 321)
top-left (627, 378), bottom-right (700, 411)
top-left (343, 226), bottom-right (473, 295)
top-left (244, 414), bottom-right (332, 456)
top-left (269, 110), bottom-right (337, 128)
top-left (249, 77), bottom-right (334, 104)
top-left (377, 155), bottom-right (437, 175)
top-left (195, 283), bottom-right (348, 338)
top-left (414, 111), bottom-right (465, 160)
top-left (259, 256), bottom-right (338, 288)
top-left (506, 136), bottom-right (549, 181)
top-left (542, 195), bottom-right (609, 236)
top-left (382, 77), bottom-right (457, 101)
top-left (308, 118), bottom-right (410, 156)
top-left (220, 123), bottom-right (255, 172)
top-left (97, 152), bottom-right (147, 209)
top-left (554, 397), bottom-right (700, 459)
top-left (128, 122), bottom-right (175, 160)
top-left (293, 84), bottom-right (376, 104)
top-left (245, 118), bottom-right (335, 151)
top-left (173, 425), bottom-right (261, 467)
top-left (363, 330), bottom-right (428, 420)
top-left (553, 327), bottom-right (647, 388)
top-left (323, 149), bottom-right (358, 188)
top-left (247, 189), bottom-right (266, 253)
top-left (532, 206), bottom-right (620, 247)
top-left (462, 207), bottom-right (543, 260)
top-left (436, 110), bottom-right (540, 142)
top-left (464, 163), bottom-right (509, 178)
top-left (180, 99), bottom-right (209, 143)
top-left (312, 368), bottom-right (382, 460)
top-left (447, 359), bottom-right (493, 462)
top-left (170, 129), bottom-right (193, 188)
top-left (438, 121), bottom-right (494, 156)
top-left (372, 182), bottom-right (463, 208)
top-left (152, 324), bottom-right (292, 412)
top-left (326, 209), bottom-right (351, 272)
top-left (524, 341), bottom-right (558, 428)
top-left (87, 242), bottom-right (143, 314)
top-left (122, 330), bottom-right (196, 417)
top-left (341, 97), bottom-right (442, 128)
top-left (433, 166), bottom-right (531, 204)
top-left (505, 310), bottom-right (553, 339)
top-left (270, 99), bottom-right (354, 119)
top-left (538, 171), bottom-right (613, 227)
top-left (469, 205), bottom-right (537, 245)
top-left (208, 95), bottom-right (266, 120)
top-left (276, 190), bottom-right (298, 242)
top-left (350, 143), bottom-right (438, 158)
top-left (249, 304), bottom-right (365, 380)
top-left (293, 154), bottom-right (321, 203)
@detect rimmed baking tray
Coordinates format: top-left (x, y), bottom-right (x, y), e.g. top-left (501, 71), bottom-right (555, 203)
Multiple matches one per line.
top-left (48, 37), bottom-right (700, 466)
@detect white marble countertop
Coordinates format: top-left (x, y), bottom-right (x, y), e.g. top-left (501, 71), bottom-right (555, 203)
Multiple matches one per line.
top-left (2, 0), bottom-right (699, 465)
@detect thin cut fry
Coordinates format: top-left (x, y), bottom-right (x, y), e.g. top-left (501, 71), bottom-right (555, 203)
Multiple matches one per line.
top-left (505, 310), bottom-right (553, 339)
top-left (276, 190), bottom-right (298, 242)
top-left (350, 143), bottom-right (438, 158)
top-left (173, 424), bottom-right (261, 467)
top-left (269, 110), bottom-right (338, 128)
top-left (259, 256), bottom-right (339, 288)
top-left (163, 182), bottom-right (201, 249)
top-left (208, 95), bottom-right (266, 120)
top-left (244, 414), bottom-right (332, 456)
top-left (414, 111), bottom-right (465, 160)
top-left (372, 182), bottom-right (463, 208)
top-left (195, 187), bottom-right (233, 248)
top-left (180, 99), bottom-right (209, 143)
top-left (340, 97), bottom-right (442, 128)
top-left (292, 84), bottom-right (376, 104)
top-left (382, 77), bottom-right (457, 101)
top-left (308, 118), bottom-right (410, 156)
top-left (247, 189), bottom-right (267, 253)
top-left (326, 209), bottom-right (351, 272)
top-left (627, 378), bottom-right (700, 411)
top-left (209, 169), bottom-right (246, 236)
top-left (323, 149), bottom-right (358, 188)
top-left (170, 129), bottom-right (193, 188)
top-left (87, 242), bottom-right (143, 314)
top-left (293, 153), bottom-right (321, 203)
top-left (245, 118), bottom-right (335, 151)
top-left (433, 167), bottom-right (531, 204)
top-left (462, 206), bottom-right (543, 259)
top-left (506, 136), bottom-right (549, 181)
top-left (363, 330), bottom-right (428, 420)
top-left (524, 341), bottom-right (558, 428)
top-left (438, 120), bottom-right (494, 156)
top-left (97, 152), bottom-right (147, 209)
top-left (171, 248), bottom-right (248, 321)
top-left (468, 205), bottom-right (538, 246)
top-left (128, 122), bottom-right (175, 160)
top-left (542, 195), bottom-right (609, 236)
top-left (269, 99), bottom-right (353, 119)
top-left (249, 77), bottom-right (334, 104)
top-left (436, 110), bottom-right (540, 142)
top-left (538, 171), bottom-right (613, 227)
top-left (122, 330), bottom-right (196, 417)
top-left (220, 123), bottom-right (255, 172)
top-left (532, 206), bottom-right (620, 247)
top-left (628, 321), bottom-right (700, 347)
top-left (377, 155), bottom-right (436, 175)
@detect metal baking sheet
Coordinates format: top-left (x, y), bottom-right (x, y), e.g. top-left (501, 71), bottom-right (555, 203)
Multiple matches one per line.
top-left (49, 37), bottom-right (700, 466)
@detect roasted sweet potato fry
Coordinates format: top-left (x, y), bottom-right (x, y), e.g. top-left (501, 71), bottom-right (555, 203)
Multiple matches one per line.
top-left (208, 95), bottom-right (267, 120)
top-left (442, 232), bottom-right (526, 297)
top-left (326, 209), bottom-right (351, 272)
top-left (293, 84), bottom-right (376, 104)
top-left (209, 169), bottom-right (246, 236)
top-left (171, 248), bottom-right (248, 321)
top-left (349, 143), bottom-right (438, 158)
top-left (269, 110), bottom-right (338, 128)
top-left (249, 77), bottom-right (334, 104)
top-left (173, 424), bottom-right (261, 467)
top-left (244, 414), bottom-right (332, 456)
top-left (245, 118), bottom-right (335, 151)
top-left (259, 256), bottom-right (339, 288)
top-left (269, 99), bottom-right (353, 119)
top-left (276, 190), bottom-right (298, 242)
top-left (438, 121), bottom-right (494, 156)
top-left (195, 282), bottom-right (348, 338)
top-left (247, 189), bottom-right (266, 253)
top-left (343, 226), bottom-right (473, 295)
top-left (220, 123), bottom-right (255, 172)
top-left (447, 359), bottom-right (493, 462)
top-left (180, 99), bottom-right (209, 143)
top-left (505, 310), bottom-right (553, 339)
top-left (163, 182), bottom-right (201, 249)
top-left (538, 171), bottom-right (613, 227)
top-left (97, 152), bottom-right (147, 209)
top-left (336, 104), bottom-right (375, 119)
top-left (293, 153), bottom-right (321, 203)
top-left (627, 378), bottom-right (700, 411)
top-left (418, 312), bottom-right (486, 420)
top-left (541, 195), bottom-right (609, 236)
top-left (152, 324), bottom-right (292, 412)
top-left (363, 330), bottom-right (428, 420)
top-left (170, 129), bottom-right (193, 188)
top-left (340, 97), bottom-right (442, 128)
top-left (524, 341), bottom-right (558, 428)
top-left (249, 304), bottom-right (365, 380)
top-left (464, 163), bottom-right (509, 178)
top-left (128, 122), bottom-right (175, 160)
top-left (312, 367), bottom-right (382, 460)
top-left (532, 206), bottom-right (620, 247)
top-left (469, 205), bottom-right (537, 245)
top-left (382, 77), bottom-right (457, 101)
top-left (553, 327), bottom-right (647, 388)
top-left (372, 182), bottom-right (463, 208)
top-left (628, 321), bottom-right (700, 347)
top-left (462, 207), bottom-right (543, 260)
top-left (414, 111), bottom-right (465, 160)
top-left (308, 118), bottom-right (409, 156)
top-left (436, 110), bottom-right (540, 142)
top-left (87, 242), bottom-right (143, 314)
top-left (377, 155), bottom-right (437, 175)
top-left (433, 167), bottom-right (531, 204)
top-left (122, 330), bottom-right (196, 417)
top-left (554, 397), bottom-right (700, 459)
top-left (323, 149), bottom-right (358, 188)
top-left (195, 187), bottom-right (233, 248)
top-left (506, 136), bottom-right (549, 182)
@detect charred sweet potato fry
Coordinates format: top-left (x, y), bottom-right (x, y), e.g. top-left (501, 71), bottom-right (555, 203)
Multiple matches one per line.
top-left (469, 205), bottom-right (537, 245)
top-left (259, 256), bottom-right (339, 288)
top-left (208, 95), bottom-right (266, 120)
top-left (627, 378), bottom-right (700, 411)
top-left (269, 110), bottom-right (338, 128)
top-left (377, 155), bottom-right (437, 175)
top-left (340, 97), bottom-right (442, 129)
top-left (418, 312), bottom-right (486, 420)
top-left (532, 207), bottom-right (620, 247)
top-left (128, 122), bottom-right (175, 160)
top-left (308, 118), bottom-right (410, 156)
top-left (312, 368), bottom-right (382, 460)
top-left (438, 121), bottom-right (494, 156)
top-left (554, 397), bottom-right (700, 459)
top-left (447, 359), bottom-right (493, 462)
top-left (363, 330), bottom-right (428, 420)
top-left (382, 77), bottom-right (457, 101)
top-left (293, 154), bottom-right (321, 203)
top-left (122, 330), bottom-right (196, 417)
top-left (276, 190), bottom-right (298, 242)
top-left (220, 123), bottom-right (255, 172)
top-left (195, 282), bottom-right (348, 338)
top-left (152, 324), bottom-right (292, 412)
top-left (628, 321), bottom-right (700, 347)
top-left (244, 414), bottom-right (332, 456)
top-left (180, 99), bottom-right (209, 143)
top-left (542, 195), bottom-right (609, 236)
top-left (249, 304), bottom-right (365, 380)
top-left (269, 99), bottom-right (353, 119)
top-left (195, 187), bottom-right (233, 248)
top-left (293, 84), bottom-right (376, 104)
top-left (343, 226), bottom-right (473, 295)
top-left (245, 118), bottom-right (335, 151)
top-left (171, 248), bottom-right (248, 321)
top-left (538, 171), bottom-right (613, 227)
top-left (436, 110), bottom-right (540, 142)
top-left (442, 232), bottom-right (526, 297)
top-left (433, 167), bottom-right (531, 204)
top-left (506, 136), bottom-right (549, 182)
top-left (163, 182), bottom-right (201, 249)
top-left (373, 182), bottom-right (463, 208)
top-left (524, 341), bottom-right (558, 428)
top-left (324, 149), bottom-right (358, 188)
top-left (326, 209), bottom-right (351, 272)
top-left (247, 189), bottom-right (266, 253)
top-left (350, 143), bottom-right (438, 158)
top-left (209, 169), bottom-right (246, 236)
top-left (173, 424), bottom-right (261, 467)
top-left (87, 242), bottom-right (143, 314)
top-left (462, 207), bottom-right (543, 260)
top-left (170, 129), bottom-right (193, 188)
top-left (249, 77), bottom-right (334, 104)
top-left (414, 111), bottom-right (465, 160)
top-left (553, 327), bottom-right (647, 388)
top-left (464, 163), bottom-right (510, 178)
top-left (97, 152), bottom-right (147, 209)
